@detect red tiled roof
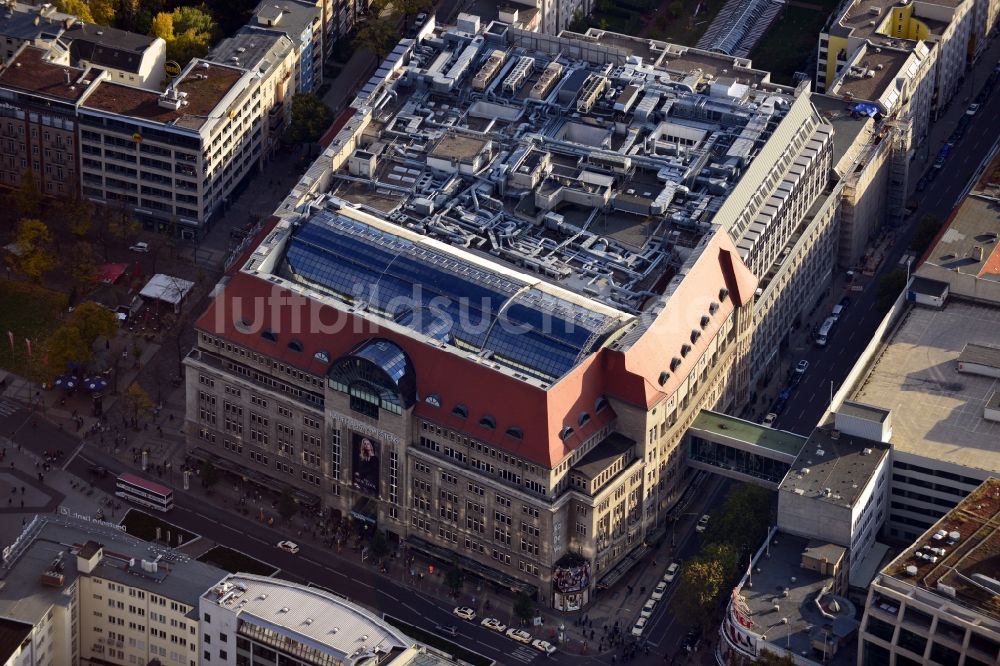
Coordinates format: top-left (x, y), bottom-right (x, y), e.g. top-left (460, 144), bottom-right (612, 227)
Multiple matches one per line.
top-left (319, 106), bottom-right (357, 148)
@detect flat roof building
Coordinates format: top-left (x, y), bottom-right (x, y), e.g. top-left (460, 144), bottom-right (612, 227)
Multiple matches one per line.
top-left (186, 17), bottom-right (842, 609)
top-left (858, 477), bottom-right (1000, 666)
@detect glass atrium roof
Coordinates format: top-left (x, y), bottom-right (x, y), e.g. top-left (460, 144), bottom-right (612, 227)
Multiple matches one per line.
top-left (282, 212), bottom-right (624, 382)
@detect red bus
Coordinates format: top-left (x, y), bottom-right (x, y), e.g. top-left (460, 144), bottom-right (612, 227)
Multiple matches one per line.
top-left (115, 472), bottom-right (174, 512)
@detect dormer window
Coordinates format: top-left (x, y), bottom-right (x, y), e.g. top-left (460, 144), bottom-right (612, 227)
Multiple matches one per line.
top-left (578, 412), bottom-right (590, 426)
top-left (670, 357), bottom-right (681, 371)
top-left (425, 394), bottom-right (441, 407)
top-left (658, 371), bottom-right (669, 386)
top-left (709, 302), bottom-right (719, 314)
top-left (452, 404), bottom-right (468, 419)
top-left (287, 339), bottom-right (303, 352)
top-left (559, 426), bottom-right (574, 440)
top-left (700, 315), bottom-right (710, 328)
top-left (314, 350), bottom-right (330, 363)
top-left (595, 397), bottom-right (609, 412)
top-left (719, 288), bottom-right (729, 302)
top-left (690, 330), bottom-right (701, 344)
top-left (680, 344), bottom-right (691, 357)
top-left (505, 426), bottom-right (523, 440)
top-left (479, 415), bottom-right (496, 430)
top-left (261, 329), bottom-right (277, 342)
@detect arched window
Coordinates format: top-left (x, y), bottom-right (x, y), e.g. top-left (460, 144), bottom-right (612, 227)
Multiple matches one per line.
top-left (452, 404), bottom-right (468, 418)
top-left (505, 426), bottom-right (523, 440)
top-left (287, 339), bottom-right (304, 352)
top-left (559, 426), bottom-right (574, 440)
top-left (578, 412), bottom-right (590, 426)
top-left (479, 415), bottom-right (496, 430)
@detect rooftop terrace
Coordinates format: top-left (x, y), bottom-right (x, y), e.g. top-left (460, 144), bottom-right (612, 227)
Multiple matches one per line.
top-left (82, 59), bottom-right (244, 131)
top-left (882, 477), bottom-right (1000, 621)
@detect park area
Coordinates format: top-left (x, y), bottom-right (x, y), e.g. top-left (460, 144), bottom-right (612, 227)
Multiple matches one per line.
top-left (0, 282), bottom-right (68, 377)
top-left (749, 0), bottom-right (842, 84)
top-left (573, 0), bottom-right (730, 46)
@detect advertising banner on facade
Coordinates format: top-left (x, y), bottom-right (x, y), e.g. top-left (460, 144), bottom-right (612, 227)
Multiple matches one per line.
top-left (351, 432), bottom-right (381, 496)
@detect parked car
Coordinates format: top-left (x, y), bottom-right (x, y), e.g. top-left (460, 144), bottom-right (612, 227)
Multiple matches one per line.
top-left (839, 296), bottom-right (852, 310)
top-left (762, 412), bottom-right (778, 428)
top-left (966, 103), bottom-right (981, 115)
top-left (276, 540), bottom-right (299, 554)
top-left (663, 561), bottom-right (681, 583)
top-left (129, 241), bottom-right (149, 253)
top-left (683, 628), bottom-right (702, 653)
top-left (795, 359), bottom-right (810, 374)
top-left (452, 606), bottom-right (476, 621)
top-left (650, 581), bottom-right (668, 601)
top-left (88, 465), bottom-right (109, 478)
top-left (631, 617), bottom-right (648, 637)
top-left (641, 598), bottom-right (657, 618)
top-left (531, 639), bottom-right (557, 654)
top-left (506, 628), bottom-right (532, 644)
top-left (481, 618), bottom-right (506, 633)
top-left (696, 514), bottom-right (710, 533)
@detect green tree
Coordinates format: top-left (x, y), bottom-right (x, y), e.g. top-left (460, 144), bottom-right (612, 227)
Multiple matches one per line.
top-left (876, 269), bottom-right (907, 311)
top-left (705, 484), bottom-right (773, 554)
top-left (124, 383), bottom-right (154, 423)
top-left (200, 459), bottom-right (220, 489)
top-left (42, 324), bottom-right (88, 377)
top-left (169, 27), bottom-right (212, 64)
top-left (757, 650), bottom-right (797, 665)
top-left (286, 93), bottom-right (334, 144)
top-left (172, 5), bottom-right (216, 34)
top-left (68, 301), bottom-right (117, 345)
top-left (13, 170), bottom-right (42, 219)
top-left (392, 0), bottom-right (433, 24)
top-left (55, 0), bottom-right (94, 23)
top-left (911, 214), bottom-right (941, 255)
top-left (89, 0), bottom-right (116, 25)
top-left (7, 218), bottom-right (57, 283)
top-left (67, 241), bottom-right (98, 285)
top-left (108, 206), bottom-right (140, 243)
top-left (513, 592), bottom-right (535, 624)
top-left (445, 564), bottom-right (464, 594)
top-left (278, 488), bottom-right (298, 519)
top-left (150, 11), bottom-right (174, 41)
top-left (674, 556), bottom-right (728, 629)
top-left (354, 17), bottom-right (398, 59)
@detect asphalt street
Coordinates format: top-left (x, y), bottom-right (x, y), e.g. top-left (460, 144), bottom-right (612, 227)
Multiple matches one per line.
top-left (774, 62), bottom-right (1000, 436)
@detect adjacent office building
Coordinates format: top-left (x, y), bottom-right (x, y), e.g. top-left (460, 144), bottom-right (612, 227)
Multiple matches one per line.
top-left (252, 0), bottom-right (323, 94)
top-left (858, 477), bottom-right (1000, 666)
top-left (0, 513), bottom-right (225, 666)
top-left (77, 58), bottom-right (264, 234)
top-left (184, 18), bottom-right (845, 608)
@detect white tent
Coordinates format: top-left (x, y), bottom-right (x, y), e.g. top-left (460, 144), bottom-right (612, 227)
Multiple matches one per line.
top-left (139, 274), bottom-right (195, 312)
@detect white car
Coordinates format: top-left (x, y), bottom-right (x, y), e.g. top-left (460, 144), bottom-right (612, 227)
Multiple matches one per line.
top-left (967, 103), bottom-right (981, 115)
top-left (452, 606), bottom-right (476, 621)
top-left (795, 359), bottom-right (809, 374)
top-left (531, 639), bottom-right (557, 654)
top-left (640, 598), bottom-right (657, 618)
top-left (651, 581), bottom-right (668, 601)
top-left (762, 412), bottom-right (777, 428)
top-left (129, 241), bottom-right (149, 253)
top-left (481, 617), bottom-right (506, 633)
top-left (276, 540), bottom-right (299, 554)
top-left (506, 628), bottom-right (532, 644)
top-left (663, 561), bottom-right (680, 583)
top-left (631, 617), bottom-right (648, 637)
top-left (696, 514), bottom-right (710, 533)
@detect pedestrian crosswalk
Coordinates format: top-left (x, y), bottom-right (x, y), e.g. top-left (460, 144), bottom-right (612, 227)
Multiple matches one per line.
top-left (508, 646), bottom-right (537, 663)
top-left (0, 401), bottom-right (18, 417)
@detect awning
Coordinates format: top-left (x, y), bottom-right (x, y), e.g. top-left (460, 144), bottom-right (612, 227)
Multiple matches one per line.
top-left (406, 536), bottom-right (538, 597)
top-left (350, 496), bottom-right (377, 524)
top-left (95, 263), bottom-right (128, 284)
top-left (139, 273), bottom-right (195, 306)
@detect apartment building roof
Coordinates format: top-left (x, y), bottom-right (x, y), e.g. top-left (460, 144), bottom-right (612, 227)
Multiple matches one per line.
top-left (63, 21), bottom-right (158, 74)
top-left (209, 25), bottom-right (294, 74)
top-left (203, 574), bottom-right (411, 660)
top-left (920, 196), bottom-right (1000, 278)
top-left (737, 532), bottom-right (859, 665)
top-left (0, 2), bottom-right (71, 43)
top-left (81, 60), bottom-right (245, 131)
top-left (253, 0), bottom-right (321, 38)
top-left (0, 618), bottom-right (32, 665)
top-left (882, 477), bottom-right (1000, 621)
top-left (851, 299), bottom-right (1000, 474)
top-left (0, 45), bottom-right (98, 103)
top-left (830, 47), bottom-right (913, 103)
top-left (780, 426), bottom-right (890, 508)
top-left (833, 0), bottom-right (967, 41)
top-left (0, 514), bottom-right (225, 624)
